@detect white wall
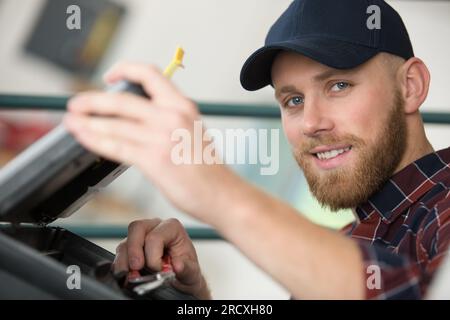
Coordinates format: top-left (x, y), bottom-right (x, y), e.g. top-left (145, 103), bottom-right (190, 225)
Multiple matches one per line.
top-left (1, 1), bottom-right (449, 108)
top-left (94, 239), bottom-right (290, 300)
top-left (0, 0), bottom-right (448, 142)
top-left (0, 0), bottom-right (449, 299)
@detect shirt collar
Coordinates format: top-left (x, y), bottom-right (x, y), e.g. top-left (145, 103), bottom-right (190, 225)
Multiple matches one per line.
top-left (355, 147), bottom-right (450, 224)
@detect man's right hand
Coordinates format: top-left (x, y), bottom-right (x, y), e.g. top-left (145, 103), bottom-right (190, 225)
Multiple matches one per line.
top-left (113, 218), bottom-right (211, 299)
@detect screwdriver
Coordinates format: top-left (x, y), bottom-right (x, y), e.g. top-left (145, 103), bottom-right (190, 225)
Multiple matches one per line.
top-left (131, 256), bottom-right (176, 295)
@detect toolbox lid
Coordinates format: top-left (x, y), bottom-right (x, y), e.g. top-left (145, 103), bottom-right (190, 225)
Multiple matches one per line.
top-left (0, 124), bottom-right (128, 224)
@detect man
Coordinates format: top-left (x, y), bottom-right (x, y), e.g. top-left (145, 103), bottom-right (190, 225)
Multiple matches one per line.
top-left (64, 0), bottom-right (450, 299)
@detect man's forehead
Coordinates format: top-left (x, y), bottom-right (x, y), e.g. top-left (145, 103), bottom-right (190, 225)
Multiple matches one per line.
top-left (271, 51), bottom-right (385, 97)
top-left (273, 64), bottom-right (360, 99)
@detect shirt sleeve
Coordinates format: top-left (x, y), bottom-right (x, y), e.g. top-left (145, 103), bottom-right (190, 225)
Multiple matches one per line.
top-left (356, 241), bottom-right (423, 299)
top-left (355, 205), bottom-right (450, 299)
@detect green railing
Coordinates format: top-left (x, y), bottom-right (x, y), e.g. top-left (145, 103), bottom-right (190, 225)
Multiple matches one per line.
top-left (1, 94), bottom-right (450, 123)
top-left (0, 94), bottom-right (280, 118)
top-left (1, 94), bottom-right (449, 239)
top-left (53, 225), bottom-right (223, 241)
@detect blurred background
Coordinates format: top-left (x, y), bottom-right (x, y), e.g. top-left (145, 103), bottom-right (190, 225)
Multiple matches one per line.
top-left (0, 0), bottom-right (449, 299)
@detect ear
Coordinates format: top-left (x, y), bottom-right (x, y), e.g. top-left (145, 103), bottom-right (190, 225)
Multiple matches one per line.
top-left (398, 57), bottom-right (431, 114)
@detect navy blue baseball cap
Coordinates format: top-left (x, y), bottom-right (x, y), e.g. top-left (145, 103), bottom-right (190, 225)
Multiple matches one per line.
top-left (240, 0), bottom-right (414, 91)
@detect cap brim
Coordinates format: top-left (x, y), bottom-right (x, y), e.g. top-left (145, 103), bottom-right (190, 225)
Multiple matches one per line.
top-left (240, 37), bottom-right (380, 91)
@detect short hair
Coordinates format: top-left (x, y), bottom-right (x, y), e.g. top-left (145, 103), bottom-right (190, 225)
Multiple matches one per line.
top-left (379, 52), bottom-right (406, 79)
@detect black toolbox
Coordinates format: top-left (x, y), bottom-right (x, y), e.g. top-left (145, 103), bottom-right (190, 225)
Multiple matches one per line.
top-left (0, 123), bottom-right (194, 299)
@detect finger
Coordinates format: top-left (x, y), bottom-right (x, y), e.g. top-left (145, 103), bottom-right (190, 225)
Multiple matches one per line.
top-left (64, 113), bottom-right (155, 146)
top-left (127, 220), bottom-right (161, 270)
top-left (171, 256), bottom-right (201, 286)
top-left (64, 114), bottom-right (171, 167)
top-left (67, 92), bottom-right (155, 122)
top-left (64, 113), bottom-right (150, 165)
top-left (113, 239), bottom-right (129, 273)
top-left (103, 62), bottom-right (186, 105)
top-left (143, 232), bottom-right (165, 271)
top-left (67, 92), bottom-right (193, 130)
top-left (143, 219), bottom-right (189, 271)
top-left (145, 219), bottom-right (184, 271)
top-left (103, 69), bottom-right (120, 84)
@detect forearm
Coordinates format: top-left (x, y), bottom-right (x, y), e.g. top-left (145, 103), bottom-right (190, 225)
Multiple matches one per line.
top-left (204, 175), bottom-right (365, 299)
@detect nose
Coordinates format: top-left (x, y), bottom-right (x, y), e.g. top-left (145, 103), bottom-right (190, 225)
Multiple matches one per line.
top-left (301, 97), bottom-right (334, 137)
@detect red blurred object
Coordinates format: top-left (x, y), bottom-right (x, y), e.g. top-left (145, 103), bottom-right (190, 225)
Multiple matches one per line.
top-left (161, 255), bottom-right (173, 273)
top-left (127, 270), bottom-right (141, 281)
top-left (0, 117), bottom-right (55, 153)
top-left (127, 255), bottom-right (174, 286)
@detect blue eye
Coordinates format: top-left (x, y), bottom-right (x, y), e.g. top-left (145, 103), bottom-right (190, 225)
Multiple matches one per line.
top-left (286, 96), bottom-right (304, 108)
top-left (331, 81), bottom-right (350, 92)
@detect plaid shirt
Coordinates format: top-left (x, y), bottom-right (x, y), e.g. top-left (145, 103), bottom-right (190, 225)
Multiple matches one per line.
top-left (342, 147), bottom-right (450, 299)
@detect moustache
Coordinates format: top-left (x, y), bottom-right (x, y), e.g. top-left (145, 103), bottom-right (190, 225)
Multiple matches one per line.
top-left (296, 134), bottom-right (366, 155)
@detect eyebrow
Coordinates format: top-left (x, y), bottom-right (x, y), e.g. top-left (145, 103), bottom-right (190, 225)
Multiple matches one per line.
top-left (312, 68), bottom-right (356, 83)
top-left (274, 68), bottom-right (357, 100)
top-left (275, 85), bottom-right (298, 100)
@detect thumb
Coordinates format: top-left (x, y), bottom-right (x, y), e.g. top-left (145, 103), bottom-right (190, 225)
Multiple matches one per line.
top-left (170, 256), bottom-right (211, 299)
top-left (171, 255), bottom-right (200, 286)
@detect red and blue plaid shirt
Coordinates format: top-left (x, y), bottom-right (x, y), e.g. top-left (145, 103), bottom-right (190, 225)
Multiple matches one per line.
top-left (342, 147), bottom-right (450, 299)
